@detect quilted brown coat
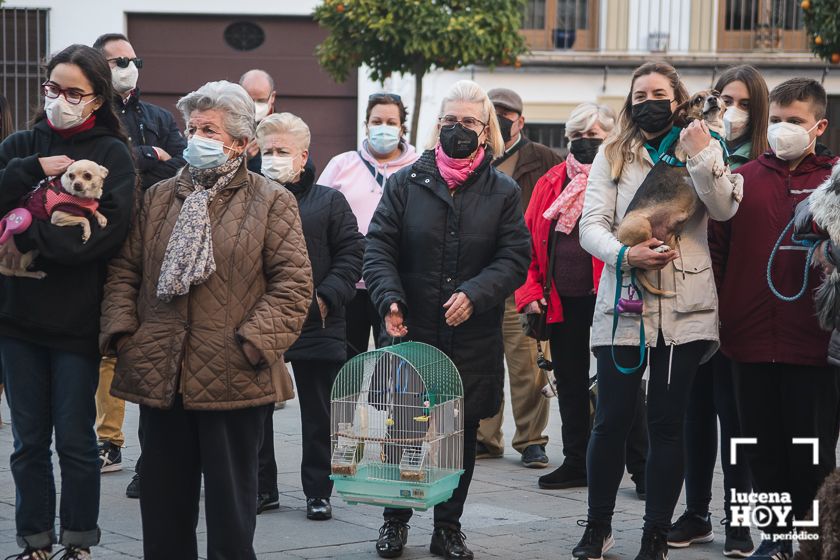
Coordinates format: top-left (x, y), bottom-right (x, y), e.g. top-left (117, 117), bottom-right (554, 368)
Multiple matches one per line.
top-left (100, 163), bottom-right (313, 411)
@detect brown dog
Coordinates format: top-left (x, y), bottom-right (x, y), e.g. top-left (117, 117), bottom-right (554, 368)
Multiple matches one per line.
top-left (616, 90), bottom-right (732, 297)
top-left (794, 468), bottom-right (840, 559)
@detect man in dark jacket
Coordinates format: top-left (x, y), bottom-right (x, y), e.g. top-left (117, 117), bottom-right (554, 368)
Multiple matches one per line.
top-left (253, 112), bottom-right (364, 520)
top-left (709, 78), bottom-right (840, 559)
top-left (92, 32), bottom-right (187, 497)
top-left (94, 33), bottom-right (186, 191)
top-left (240, 69), bottom-right (277, 174)
top-left (477, 88), bottom-right (562, 468)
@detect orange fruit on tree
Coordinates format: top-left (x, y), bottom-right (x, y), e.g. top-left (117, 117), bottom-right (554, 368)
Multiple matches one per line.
top-left (832, 53), bottom-right (840, 64)
top-left (337, 3), bottom-right (345, 13)
top-left (801, 0), bottom-right (810, 9)
top-left (815, 35), bottom-right (823, 45)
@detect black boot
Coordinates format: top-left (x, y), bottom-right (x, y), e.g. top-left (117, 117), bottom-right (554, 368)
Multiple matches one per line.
top-left (306, 497), bottom-right (332, 520)
top-left (634, 529), bottom-right (669, 560)
top-left (376, 520), bottom-right (409, 558)
top-left (538, 463), bottom-right (587, 489)
top-left (430, 527), bottom-right (473, 560)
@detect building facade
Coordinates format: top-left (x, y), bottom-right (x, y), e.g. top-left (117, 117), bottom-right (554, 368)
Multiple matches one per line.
top-left (2, 0), bottom-right (838, 160)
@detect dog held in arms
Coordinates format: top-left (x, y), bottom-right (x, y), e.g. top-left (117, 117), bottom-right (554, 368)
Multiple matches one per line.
top-left (616, 89), bottom-right (742, 296)
top-left (0, 159), bottom-right (109, 279)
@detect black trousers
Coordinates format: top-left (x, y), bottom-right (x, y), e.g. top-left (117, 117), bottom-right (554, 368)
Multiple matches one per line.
top-left (733, 362), bottom-right (840, 530)
top-left (384, 420), bottom-right (480, 530)
top-left (346, 289), bottom-right (383, 359)
top-left (549, 295), bottom-right (648, 476)
top-left (683, 352), bottom-right (751, 516)
top-left (257, 408), bottom-right (277, 496)
top-left (139, 396), bottom-right (272, 560)
top-left (588, 334), bottom-right (707, 532)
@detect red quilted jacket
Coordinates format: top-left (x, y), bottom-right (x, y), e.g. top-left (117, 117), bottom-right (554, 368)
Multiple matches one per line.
top-left (514, 162), bottom-right (604, 324)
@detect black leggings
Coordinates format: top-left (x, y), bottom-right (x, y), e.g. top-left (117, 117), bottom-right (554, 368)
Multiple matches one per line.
top-left (683, 351), bottom-right (752, 516)
top-left (588, 333), bottom-right (707, 532)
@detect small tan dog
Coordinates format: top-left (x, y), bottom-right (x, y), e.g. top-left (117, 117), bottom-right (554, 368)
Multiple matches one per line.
top-left (0, 159), bottom-right (108, 279)
top-left (617, 89), bottom-right (738, 296)
top-left (51, 160), bottom-right (109, 242)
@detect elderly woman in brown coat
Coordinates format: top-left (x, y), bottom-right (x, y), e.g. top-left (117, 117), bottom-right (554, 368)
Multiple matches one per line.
top-left (99, 80), bottom-right (312, 560)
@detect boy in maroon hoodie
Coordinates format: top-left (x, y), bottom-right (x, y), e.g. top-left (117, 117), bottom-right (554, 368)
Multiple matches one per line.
top-left (709, 78), bottom-right (840, 559)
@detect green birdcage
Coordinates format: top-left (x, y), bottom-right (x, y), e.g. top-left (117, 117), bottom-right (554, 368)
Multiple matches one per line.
top-left (330, 341), bottom-right (465, 511)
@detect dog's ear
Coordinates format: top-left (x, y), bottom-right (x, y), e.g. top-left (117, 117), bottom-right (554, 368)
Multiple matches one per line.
top-left (98, 165), bottom-right (109, 179)
top-left (672, 100), bottom-right (691, 128)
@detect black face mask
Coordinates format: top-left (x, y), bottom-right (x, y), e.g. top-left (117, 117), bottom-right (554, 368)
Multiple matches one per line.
top-left (497, 115), bottom-right (514, 143)
top-left (439, 123), bottom-right (480, 159)
top-left (631, 99), bottom-right (674, 133)
top-left (569, 138), bottom-right (603, 164)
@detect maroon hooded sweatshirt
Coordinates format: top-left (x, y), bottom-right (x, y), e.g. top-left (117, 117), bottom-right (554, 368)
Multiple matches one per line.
top-left (709, 150), bottom-right (837, 366)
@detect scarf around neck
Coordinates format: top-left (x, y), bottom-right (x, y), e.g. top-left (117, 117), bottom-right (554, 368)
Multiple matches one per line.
top-left (156, 156), bottom-right (244, 302)
top-left (543, 152), bottom-right (592, 233)
top-left (435, 144), bottom-right (486, 190)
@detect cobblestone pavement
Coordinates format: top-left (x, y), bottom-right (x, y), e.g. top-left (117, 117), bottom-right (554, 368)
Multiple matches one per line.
top-left (0, 373), bottom-right (827, 559)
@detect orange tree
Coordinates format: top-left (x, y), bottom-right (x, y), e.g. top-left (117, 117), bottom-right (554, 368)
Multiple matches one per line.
top-left (802, 0), bottom-right (840, 63)
top-left (314, 0), bottom-right (527, 145)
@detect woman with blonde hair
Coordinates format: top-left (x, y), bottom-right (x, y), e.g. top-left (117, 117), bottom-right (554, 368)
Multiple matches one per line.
top-left (572, 62), bottom-right (742, 560)
top-left (364, 80), bottom-right (530, 560)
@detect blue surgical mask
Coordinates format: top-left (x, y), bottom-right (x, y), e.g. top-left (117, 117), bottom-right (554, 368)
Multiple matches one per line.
top-left (183, 135), bottom-right (235, 169)
top-left (368, 125), bottom-right (401, 155)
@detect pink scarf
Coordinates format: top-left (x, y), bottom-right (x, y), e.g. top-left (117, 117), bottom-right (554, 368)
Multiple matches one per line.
top-left (543, 152), bottom-right (592, 233)
top-left (435, 144), bottom-right (485, 190)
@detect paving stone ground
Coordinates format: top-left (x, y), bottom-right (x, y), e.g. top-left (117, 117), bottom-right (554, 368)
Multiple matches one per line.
top-left (0, 368), bottom-right (832, 559)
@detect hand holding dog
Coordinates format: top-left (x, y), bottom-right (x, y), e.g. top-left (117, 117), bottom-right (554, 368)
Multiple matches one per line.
top-left (39, 155), bottom-right (74, 177)
top-left (815, 241), bottom-right (836, 275)
top-left (679, 120), bottom-right (711, 159)
top-left (444, 291), bottom-right (474, 327)
top-left (628, 238), bottom-right (678, 271)
top-left (384, 302), bottom-right (408, 337)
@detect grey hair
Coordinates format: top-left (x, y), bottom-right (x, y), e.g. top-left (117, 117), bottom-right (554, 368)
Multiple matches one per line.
top-left (176, 80), bottom-right (255, 141)
top-left (255, 112), bottom-right (311, 152)
top-left (564, 102), bottom-right (616, 139)
top-left (239, 69), bottom-right (275, 92)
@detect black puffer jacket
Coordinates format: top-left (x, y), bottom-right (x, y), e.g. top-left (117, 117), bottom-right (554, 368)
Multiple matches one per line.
top-left (0, 120), bottom-right (136, 355)
top-left (363, 149), bottom-right (531, 423)
top-left (118, 90), bottom-right (186, 190)
top-left (285, 164), bottom-right (364, 363)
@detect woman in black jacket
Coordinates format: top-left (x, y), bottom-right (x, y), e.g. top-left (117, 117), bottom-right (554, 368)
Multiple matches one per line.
top-left (364, 80), bottom-right (531, 560)
top-left (0, 45), bottom-right (135, 559)
top-left (255, 112), bottom-right (364, 521)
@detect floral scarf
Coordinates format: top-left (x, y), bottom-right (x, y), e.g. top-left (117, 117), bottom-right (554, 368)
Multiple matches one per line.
top-left (542, 152), bottom-right (592, 233)
top-left (156, 156), bottom-right (243, 302)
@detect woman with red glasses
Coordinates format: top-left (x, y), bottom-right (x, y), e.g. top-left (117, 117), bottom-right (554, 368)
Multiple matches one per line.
top-left (0, 44), bottom-right (135, 560)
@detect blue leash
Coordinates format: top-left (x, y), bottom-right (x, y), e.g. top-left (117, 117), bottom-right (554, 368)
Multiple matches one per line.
top-left (766, 218), bottom-right (818, 302)
top-left (611, 246), bottom-right (647, 374)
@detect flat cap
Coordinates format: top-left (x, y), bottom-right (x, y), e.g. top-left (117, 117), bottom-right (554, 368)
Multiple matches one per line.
top-left (488, 88), bottom-right (523, 114)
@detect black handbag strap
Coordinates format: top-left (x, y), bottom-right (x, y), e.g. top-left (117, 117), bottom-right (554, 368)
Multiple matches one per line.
top-left (542, 220), bottom-right (559, 304)
top-left (358, 151), bottom-right (385, 188)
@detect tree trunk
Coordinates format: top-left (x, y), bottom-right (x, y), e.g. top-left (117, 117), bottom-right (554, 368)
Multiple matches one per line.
top-left (409, 65), bottom-right (425, 147)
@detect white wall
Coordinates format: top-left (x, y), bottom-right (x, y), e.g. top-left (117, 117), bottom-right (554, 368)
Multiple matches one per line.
top-left (2, 0), bottom-right (319, 52)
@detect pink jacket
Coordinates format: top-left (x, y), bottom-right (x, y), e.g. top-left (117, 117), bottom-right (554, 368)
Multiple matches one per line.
top-left (318, 140), bottom-right (419, 288)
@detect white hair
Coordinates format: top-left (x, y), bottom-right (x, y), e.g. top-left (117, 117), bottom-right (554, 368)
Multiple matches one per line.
top-left (176, 80), bottom-right (255, 141)
top-left (255, 112), bottom-right (311, 152)
top-left (426, 80), bottom-right (505, 156)
top-left (564, 102), bottom-right (616, 139)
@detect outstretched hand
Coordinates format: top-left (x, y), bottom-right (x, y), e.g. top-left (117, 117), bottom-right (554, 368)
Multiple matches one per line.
top-left (385, 302), bottom-right (408, 337)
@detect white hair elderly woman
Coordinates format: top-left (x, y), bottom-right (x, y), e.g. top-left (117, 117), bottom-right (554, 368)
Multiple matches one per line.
top-left (514, 102), bottom-right (619, 491)
top-left (364, 80), bottom-right (530, 560)
top-left (254, 113), bottom-right (364, 521)
top-left (99, 81), bottom-right (312, 559)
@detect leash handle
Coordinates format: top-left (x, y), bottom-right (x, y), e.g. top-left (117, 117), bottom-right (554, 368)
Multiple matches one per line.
top-left (611, 246), bottom-right (647, 375)
top-left (767, 218), bottom-right (817, 302)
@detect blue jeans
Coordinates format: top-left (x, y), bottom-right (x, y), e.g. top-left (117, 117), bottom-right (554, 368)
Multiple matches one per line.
top-left (0, 336), bottom-right (101, 549)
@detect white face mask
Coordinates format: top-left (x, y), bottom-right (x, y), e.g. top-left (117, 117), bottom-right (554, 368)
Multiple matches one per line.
top-left (254, 101), bottom-right (270, 123)
top-left (45, 96), bottom-right (96, 130)
top-left (723, 106), bottom-right (749, 141)
top-left (768, 121), bottom-right (819, 161)
top-left (111, 62), bottom-right (138, 94)
top-left (262, 155), bottom-right (297, 184)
